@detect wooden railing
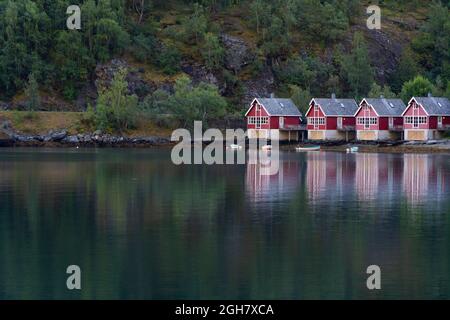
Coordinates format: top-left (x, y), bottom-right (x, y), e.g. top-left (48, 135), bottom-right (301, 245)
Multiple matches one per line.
top-left (337, 124), bottom-right (355, 131)
top-left (389, 125), bottom-right (403, 131)
top-left (438, 124), bottom-right (450, 130)
top-left (280, 124), bottom-right (307, 131)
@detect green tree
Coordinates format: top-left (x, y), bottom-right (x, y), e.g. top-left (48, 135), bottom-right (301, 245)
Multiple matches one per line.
top-left (368, 83), bottom-right (396, 98)
top-left (411, 2), bottom-right (450, 81)
top-left (166, 75), bottom-right (227, 128)
top-left (182, 3), bottom-right (208, 44)
top-left (400, 75), bottom-right (435, 102)
top-left (250, 0), bottom-right (271, 36)
top-left (53, 31), bottom-right (92, 100)
top-left (202, 33), bottom-right (224, 70)
top-left (445, 82), bottom-right (450, 99)
top-left (90, 68), bottom-right (139, 132)
top-left (158, 44), bottom-right (182, 75)
top-left (289, 85), bottom-right (311, 114)
top-left (341, 32), bottom-right (374, 99)
top-left (24, 72), bottom-right (41, 111)
top-left (391, 47), bottom-right (420, 93)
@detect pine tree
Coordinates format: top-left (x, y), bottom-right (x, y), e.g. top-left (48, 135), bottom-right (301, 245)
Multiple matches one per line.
top-left (24, 73), bottom-right (41, 111)
top-left (341, 32), bottom-right (374, 99)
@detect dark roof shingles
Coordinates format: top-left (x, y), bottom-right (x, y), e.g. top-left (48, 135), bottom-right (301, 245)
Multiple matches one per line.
top-left (364, 98), bottom-right (406, 116)
top-left (313, 98), bottom-right (358, 116)
top-left (257, 98), bottom-right (302, 116)
top-left (414, 97), bottom-right (450, 115)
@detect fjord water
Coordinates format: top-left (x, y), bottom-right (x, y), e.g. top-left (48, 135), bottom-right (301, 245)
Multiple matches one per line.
top-left (0, 148), bottom-right (449, 300)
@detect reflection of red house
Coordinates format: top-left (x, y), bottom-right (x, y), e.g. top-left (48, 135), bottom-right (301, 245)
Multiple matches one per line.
top-left (354, 153), bottom-right (402, 201)
top-left (403, 154), bottom-right (430, 203)
top-left (355, 98), bottom-right (406, 141)
top-left (355, 154), bottom-right (380, 201)
top-left (245, 155), bottom-right (301, 203)
top-left (306, 153), bottom-right (355, 201)
top-left (402, 95), bottom-right (450, 141)
top-left (245, 98), bottom-right (303, 141)
top-left (305, 94), bottom-right (358, 141)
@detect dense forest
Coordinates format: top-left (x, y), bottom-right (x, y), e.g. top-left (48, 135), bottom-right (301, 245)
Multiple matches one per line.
top-left (0, 0), bottom-right (449, 130)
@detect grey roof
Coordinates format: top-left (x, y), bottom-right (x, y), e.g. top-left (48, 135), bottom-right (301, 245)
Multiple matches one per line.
top-left (257, 98), bottom-right (302, 116)
top-left (313, 98), bottom-right (358, 116)
top-left (413, 97), bottom-right (450, 115)
top-left (364, 98), bottom-right (406, 116)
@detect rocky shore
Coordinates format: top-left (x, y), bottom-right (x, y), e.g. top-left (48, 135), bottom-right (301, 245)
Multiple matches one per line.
top-left (1, 121), bottom-right (449, 153)
top-left (0, 122), bottom-right (172, 148)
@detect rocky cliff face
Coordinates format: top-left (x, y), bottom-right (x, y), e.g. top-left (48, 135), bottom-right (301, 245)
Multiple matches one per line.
top-left (0, 22), bottom-right (415, 112)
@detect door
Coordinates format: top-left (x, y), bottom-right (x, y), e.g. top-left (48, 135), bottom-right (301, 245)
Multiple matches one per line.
top-left (256, 106), bottom-right (261, 129)
top-left (337, 117), bottom-right (343, 129)
top-left (279, 117), bottom-right (284, 129)
top-left (438, 116), bottom-right (443, 128)
top-left (389, 117), bottom-right (393, 129)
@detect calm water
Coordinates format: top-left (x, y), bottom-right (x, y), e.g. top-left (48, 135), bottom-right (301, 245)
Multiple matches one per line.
top-left (0, 148), bottom-right (449, 300)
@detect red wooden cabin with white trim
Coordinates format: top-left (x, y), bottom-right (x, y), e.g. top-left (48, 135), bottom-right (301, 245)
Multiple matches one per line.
top-left (305, 94), bottom-right (358, 141)
top-left (245, 97), bottom-right (304, 141)
top-left (355, 97), bottom-right (406, 141)
top-left (402, 96), bottom-right (450, 141)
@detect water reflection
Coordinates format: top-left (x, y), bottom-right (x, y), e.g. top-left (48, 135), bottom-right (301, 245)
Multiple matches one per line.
top-left (245, 151), bottom-right (450, 206)
top-left (245, 151), bottom-right (302, 203)
top-left (402, 154), bottom-right (448, 204)
top-left (0, 149), bottom-right (450, 299)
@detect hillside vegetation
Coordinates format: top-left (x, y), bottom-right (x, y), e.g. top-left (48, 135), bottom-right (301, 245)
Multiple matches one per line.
top-left (0, 0), bottom-right (449, 131)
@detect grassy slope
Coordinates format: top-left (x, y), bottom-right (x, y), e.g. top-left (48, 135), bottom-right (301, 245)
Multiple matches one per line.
top-left (0, 111), bottom-right (173, 137)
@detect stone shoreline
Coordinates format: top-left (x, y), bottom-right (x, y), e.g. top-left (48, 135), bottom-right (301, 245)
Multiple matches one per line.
top-left (1, 122), bottom-right (449, 153)
top-left (0, 127), bottom-right (173, 148)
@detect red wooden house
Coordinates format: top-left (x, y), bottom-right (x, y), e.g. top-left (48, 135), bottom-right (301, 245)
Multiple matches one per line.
top-left (355, 97), bottom-right (406, 141)
top-left (245, 98), bottom-right (303, 141)
top-left (305, 94), bottom-right (358, 141)
top-left (402, 96), bottom-right (450, 141)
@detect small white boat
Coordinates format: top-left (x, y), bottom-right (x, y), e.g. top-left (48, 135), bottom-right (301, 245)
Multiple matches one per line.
top-left (346, 147), bottom-right (359, 153)
top-left (261, 145), bottom-right (272, 152)
top-left (296, 145), bottom-right (321, 152)
top-left (228, 144), bottom-right (242, 150)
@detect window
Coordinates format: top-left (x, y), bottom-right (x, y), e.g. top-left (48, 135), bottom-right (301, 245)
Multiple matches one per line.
top-left (248, 117), bottom-right (269, 125)
top-left (357, 117), bottom-right (378, 126)
top-left (308, 117), bottom-right (325, 125)
top-left (404, 116), bottom-right (427, 125)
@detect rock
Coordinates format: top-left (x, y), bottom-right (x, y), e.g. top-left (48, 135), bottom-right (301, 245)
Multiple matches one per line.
top-left (0, 101), bottom-right (11, 110)
top-left (64, 136), bottom-right (79, 144)
top-left (220, 34), bottom-right (255, 73)
top-left (93, 130), bottom-right (102, 136)
top-left (351, 25), bottom-right (404, 84)
top-left (181, 62), bottom-right (223, 92)
top-left (1, 120), bottom-right (12, 131)
top-left (241, 66), bottom-right (275, 106)
top-left (44, 129), bottom-right (68, 142)
top-left (95, 59), bottom-right (152, 100)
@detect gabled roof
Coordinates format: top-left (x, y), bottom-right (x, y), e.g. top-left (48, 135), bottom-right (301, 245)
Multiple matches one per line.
top-left (406, 97), bottom-right (450, 116)
top-left (309, 98), bottom-right (358, 116)
top-left (359, 98), bottom-right (406, 116)
top-left (245, 98), bottom-right (302, 117)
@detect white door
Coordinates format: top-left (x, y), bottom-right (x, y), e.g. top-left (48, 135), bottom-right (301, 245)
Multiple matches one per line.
top-left (438, 116), bottom-right (443, 128)
top-left (389, 117), bottom-right (394, 129)
top-left (337, 117), bottom-right (343, 129)
top-left (279, 117), bottom-right (284, 129)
